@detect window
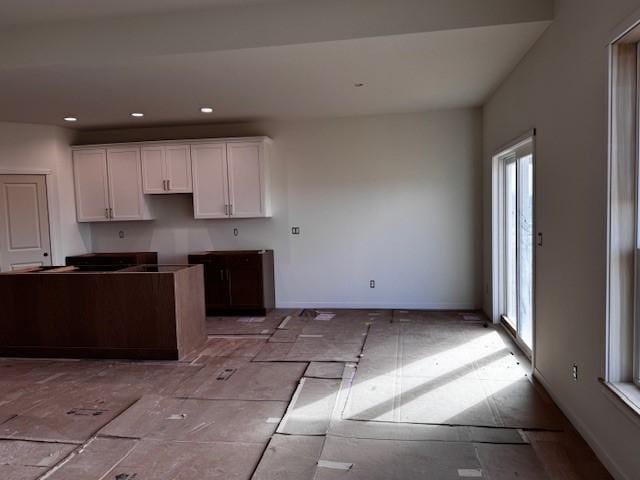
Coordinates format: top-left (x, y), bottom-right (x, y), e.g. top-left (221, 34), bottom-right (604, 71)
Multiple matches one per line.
top-left (606, 19), bottom-right (640, 405)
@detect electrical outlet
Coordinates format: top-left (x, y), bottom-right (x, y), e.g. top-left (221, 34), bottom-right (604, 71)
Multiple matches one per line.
top-left (291, 227), bottom-right (301, 235)
top-left (233, 227), bottom-right (239, 237)
top-left (572, 364), bottom-right (578, 381)
top-left (118, 230), bottom-right (125, 239)
top-left (370, 280), bottom-right (375, 288)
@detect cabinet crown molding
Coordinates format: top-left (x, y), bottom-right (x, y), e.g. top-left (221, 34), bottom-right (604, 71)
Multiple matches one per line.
top-left (72, 136), bottom-right (273, 150)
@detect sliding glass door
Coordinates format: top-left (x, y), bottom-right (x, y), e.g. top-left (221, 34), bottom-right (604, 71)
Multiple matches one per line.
top-left (500, 140), bottom-right (534, 352)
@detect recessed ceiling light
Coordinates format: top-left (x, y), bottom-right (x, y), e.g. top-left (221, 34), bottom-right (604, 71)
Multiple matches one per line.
top-left (354, 83), bottom-right (365, 87)
top-left (200, 107), bottom-right (214, 113)
top-left (63, 117), bottom-right (78, 122)
top-left (130, 112), bottom-right (144, 117)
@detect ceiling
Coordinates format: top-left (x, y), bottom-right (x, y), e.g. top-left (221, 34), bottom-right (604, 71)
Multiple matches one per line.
top-left (0, 0), bottom-right (288, 26)
top-left (0, 0), bottom-right (553, 130)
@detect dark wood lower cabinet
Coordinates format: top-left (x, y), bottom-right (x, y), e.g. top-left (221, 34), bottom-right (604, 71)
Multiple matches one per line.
top-left (188, 250), bottom-right (275, 316)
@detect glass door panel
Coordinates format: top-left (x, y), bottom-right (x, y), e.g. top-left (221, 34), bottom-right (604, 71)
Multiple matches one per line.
top-left (504, 158), bottom-right (518, 329)
top-left (517, 154), bottom-right (534, 349)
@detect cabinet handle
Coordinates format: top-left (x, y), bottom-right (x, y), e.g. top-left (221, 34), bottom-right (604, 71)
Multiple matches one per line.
top-left (109, 208), bottom-right (113, 219)
top-left (224, 204), bottom-right (229, 216)
top-left (105, 208), bottom-right (109, 219)
top-left (229, 204), bottom-right (233, 216)
top-left (167, 179), bottom-right (170, 190)
top-left (163, 179), bottom-right (167, 191)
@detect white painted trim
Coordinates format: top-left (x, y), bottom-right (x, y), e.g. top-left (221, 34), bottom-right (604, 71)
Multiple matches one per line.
top-left (533, 368), bottom-right (629, 480)
top-left (72, 136), bottom-right (273, 150)
top-left (600, 379), bottom-right (640, 428)
top-left (492, 129), bottom-right (536, 159)
top-left (610, 5), bottom-right (640, 45)
top-left (0, 168), bottom-right (52, 175)
top-left (44, 175), bottom-right (58, 265)
top-left (276, 301), bottom-right (479, 310)
top-left (605, 42), bottom-right (614, 382)
top-left (491, 150), bottom-right (501, 323)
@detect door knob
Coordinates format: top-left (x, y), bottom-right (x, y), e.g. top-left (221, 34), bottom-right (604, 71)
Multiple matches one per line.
top-left (43, 253), bottom-right (49, 257)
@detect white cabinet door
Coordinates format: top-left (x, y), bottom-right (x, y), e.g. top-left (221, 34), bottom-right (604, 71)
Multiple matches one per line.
top-left (165, 144), bottom-right (192, 193)
top-left (227, 142), bottom-right (264, 217)
top-left (141, 146), bottom-right (166, 194)
top-left (73, 149), bottom-right (110, 222)
top-left (0, 175), bottom-right (52, 271)
top-left (192, 143), bottom-right (229, 218)
top-left (106, 147), bottom-right (145, 221)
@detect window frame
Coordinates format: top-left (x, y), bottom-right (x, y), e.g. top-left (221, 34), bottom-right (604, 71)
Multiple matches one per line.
top-left (635, 46), bottom-right (640, 388)
top-left (605, 17), bottom-right (640, 403)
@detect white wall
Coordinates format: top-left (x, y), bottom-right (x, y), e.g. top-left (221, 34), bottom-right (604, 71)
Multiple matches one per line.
top-left (80, 110), bottom-right (483, 309)
top-left (0, 122), bottom-right (91, 266)
top-left (483, 1), bottom-right (640, 478)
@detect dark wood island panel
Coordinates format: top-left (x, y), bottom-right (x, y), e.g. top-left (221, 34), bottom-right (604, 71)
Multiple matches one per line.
top-left (66, 251), bottom-right (158, 266)
top-left (0, 265), bottom-right (206, 360)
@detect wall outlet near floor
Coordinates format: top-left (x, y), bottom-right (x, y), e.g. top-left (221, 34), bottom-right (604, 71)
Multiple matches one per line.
top-left (118, 230), bottom-right (125, 239)
top-left (233, 227), bottom-right (239, 237)
top-left (370, 280), bottom-right (375, 288)
top-left (572, 364), bottom-right (578, 381)
top-left (291, 227), bottom-right (301, 235)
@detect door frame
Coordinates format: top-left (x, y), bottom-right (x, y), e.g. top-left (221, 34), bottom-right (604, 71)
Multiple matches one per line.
top-left (0, 169), bottom-right (55, 269)
top-left (491, 130), bottom-right (537, 365)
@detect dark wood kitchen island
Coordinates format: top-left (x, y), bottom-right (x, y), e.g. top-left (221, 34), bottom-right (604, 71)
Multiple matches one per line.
top-left (0, 264), bottom-right (206, 360)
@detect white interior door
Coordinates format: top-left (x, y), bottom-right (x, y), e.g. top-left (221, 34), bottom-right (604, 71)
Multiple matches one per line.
top-left (0, 175), bottom-right (52, 271)
top-left (227, 142), bottom-right (264, 217)
top-left (141, 146), bottom-right (167, 194)
top-left (73, 149), bottom-right (110, 222)
top-left (192, 143), bottom-right (229, 218)
top-left (107, 147), bottom-right (145, 221)
top-left (165, 144), bottom-right (192, 192)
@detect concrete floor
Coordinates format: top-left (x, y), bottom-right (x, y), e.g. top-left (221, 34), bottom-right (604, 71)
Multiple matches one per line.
top-left (0, 309), bottom-right (612, 479)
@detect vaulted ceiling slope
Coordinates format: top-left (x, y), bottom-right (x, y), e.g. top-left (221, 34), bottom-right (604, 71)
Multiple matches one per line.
top-left (0, 0), bottom-right (553, 128)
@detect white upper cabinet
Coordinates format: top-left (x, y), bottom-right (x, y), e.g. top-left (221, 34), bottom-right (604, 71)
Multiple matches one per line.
top-left (192, 138), bottom-right (271, 219)
top-left (141, 144), bottom-right (192, 193)
top-left (73, 149), bottom-right (110, 222)
top-left (73, 146), bottom-right (152, 223)
top-left (227, 141), bottom-right (266, 218)
top-left (106, 147), bottom-right (147, 221)
top-left (165, 145), bottom-right (193, 192)
top-left (74, 136), bottom-right (271, 222)
top-left (192, 143), bottom-right (229, 219)
top-left (140, 146), bottom-right (165, 194)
